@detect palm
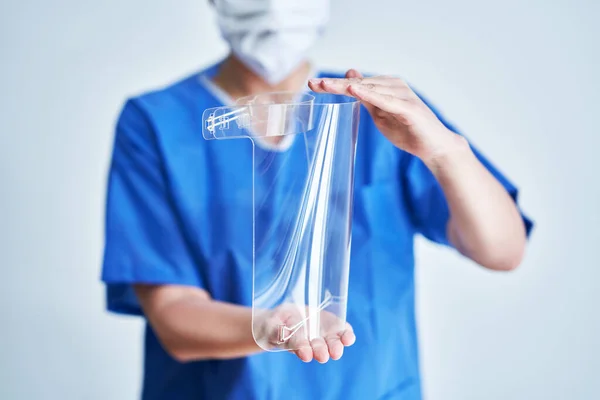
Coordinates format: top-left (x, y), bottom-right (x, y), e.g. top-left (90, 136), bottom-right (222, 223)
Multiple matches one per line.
top-left (254, 303), bottom-right (355, 363)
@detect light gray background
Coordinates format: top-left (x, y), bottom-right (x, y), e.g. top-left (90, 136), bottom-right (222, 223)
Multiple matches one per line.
top-left (1, 0), bottom-right (598, 399)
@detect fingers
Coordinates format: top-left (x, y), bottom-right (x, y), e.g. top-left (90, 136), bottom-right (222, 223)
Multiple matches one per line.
top-left (326, 321), bottom-right (356, 360)
top-left (325, 335), bottom-right (344, 360)
top-left (292, 335), bottom-right (356, 364)
top-left (308, 74), bottom-right (412, 117)
top-left (310, 337), bottom-right (330, 363)
top-left (309, 75), bottom-right (407, 94)
top-left (309, 76), bottom-right (380, 115)
top-left (292, 331), bottom-right (353, 363)
top-left (288, 329), bottom-right (313, 363)
top-left (347, 84), bottom-right (409, 115)
top-left (308, 75), bottom-right (366, 94)
top-left (309, 77), bottom-right (361, 95)
top-left (292, 345), bottom-right (313, 363)
top-left (284, 311), bottom-right (313, 362)
top-left (307, 79), bottom-right (329, 93)
top-left (340, 323), bottom-right (356, 347)
top-left (279, 308), bottom-right (356, 363)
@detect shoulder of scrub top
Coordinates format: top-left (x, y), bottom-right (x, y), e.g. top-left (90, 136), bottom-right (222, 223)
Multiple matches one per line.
top-left (119, 61), bottom-right (221, 112)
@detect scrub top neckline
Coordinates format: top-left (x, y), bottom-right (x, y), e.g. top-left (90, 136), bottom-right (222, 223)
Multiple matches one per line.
top-left (197, 62), bottom-right (318, 153)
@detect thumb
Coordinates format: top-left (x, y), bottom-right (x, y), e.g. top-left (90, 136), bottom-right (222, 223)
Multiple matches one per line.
top-left (345, 69), bottom-right (363, 79)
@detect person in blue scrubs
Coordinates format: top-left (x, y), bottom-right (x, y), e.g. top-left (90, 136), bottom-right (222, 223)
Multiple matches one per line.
top-left (102, 1), bottom-right (533, 399)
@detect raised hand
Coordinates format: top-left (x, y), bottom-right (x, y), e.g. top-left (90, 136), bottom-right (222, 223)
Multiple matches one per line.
top-left (309, 69), bottom-right (465, 164)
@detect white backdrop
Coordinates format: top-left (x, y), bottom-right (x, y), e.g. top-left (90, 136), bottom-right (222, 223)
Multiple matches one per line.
top-left (1, 0), bottom-right (598, 399)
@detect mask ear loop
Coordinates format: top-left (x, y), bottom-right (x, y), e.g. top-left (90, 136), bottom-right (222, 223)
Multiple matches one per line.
top-left (276, 291), bottom-right (342, 344)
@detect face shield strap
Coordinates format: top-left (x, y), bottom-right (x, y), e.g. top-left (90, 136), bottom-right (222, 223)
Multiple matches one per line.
top-left (203, 92), bottom-right (315, 140)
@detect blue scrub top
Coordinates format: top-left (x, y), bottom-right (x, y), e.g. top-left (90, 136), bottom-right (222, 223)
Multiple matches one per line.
top-left (102, 62), bottom-right (533, 400)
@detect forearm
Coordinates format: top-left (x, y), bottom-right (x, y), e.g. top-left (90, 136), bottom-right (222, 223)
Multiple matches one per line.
top-left (135, 285), bottom-right (261, 362)
top-left (424, 133), bottom-right (526, 270)
top-left (310, 74), bottom-right (527, 269)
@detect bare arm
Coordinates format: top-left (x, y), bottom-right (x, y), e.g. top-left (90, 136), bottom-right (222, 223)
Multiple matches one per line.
top-left (426, 137), bottom-right (526, 270)
top-left (134, 284), bottom-right (260, 362)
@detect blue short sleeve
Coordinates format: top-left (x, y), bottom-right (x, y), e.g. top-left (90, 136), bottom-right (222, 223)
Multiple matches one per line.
top-left (404, 94), bottom-right (534, 246)
top-left (101, 99), bottom-right (203, 316)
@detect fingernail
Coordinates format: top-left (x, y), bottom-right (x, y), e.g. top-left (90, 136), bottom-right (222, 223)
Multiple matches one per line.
top-left (309, 78), bottom-right (322, 84)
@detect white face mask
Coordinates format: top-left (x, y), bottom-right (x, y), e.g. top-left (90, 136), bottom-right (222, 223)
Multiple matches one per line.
top-left (213, 0), bottom-right (330, 85)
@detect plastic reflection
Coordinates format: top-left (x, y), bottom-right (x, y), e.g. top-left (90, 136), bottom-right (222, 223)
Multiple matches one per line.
top-left (203, 92), bottom-right (360, 351)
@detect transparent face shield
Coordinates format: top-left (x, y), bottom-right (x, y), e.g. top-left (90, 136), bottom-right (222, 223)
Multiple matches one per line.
top-left (203, 92), bottom-right (360, 351)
